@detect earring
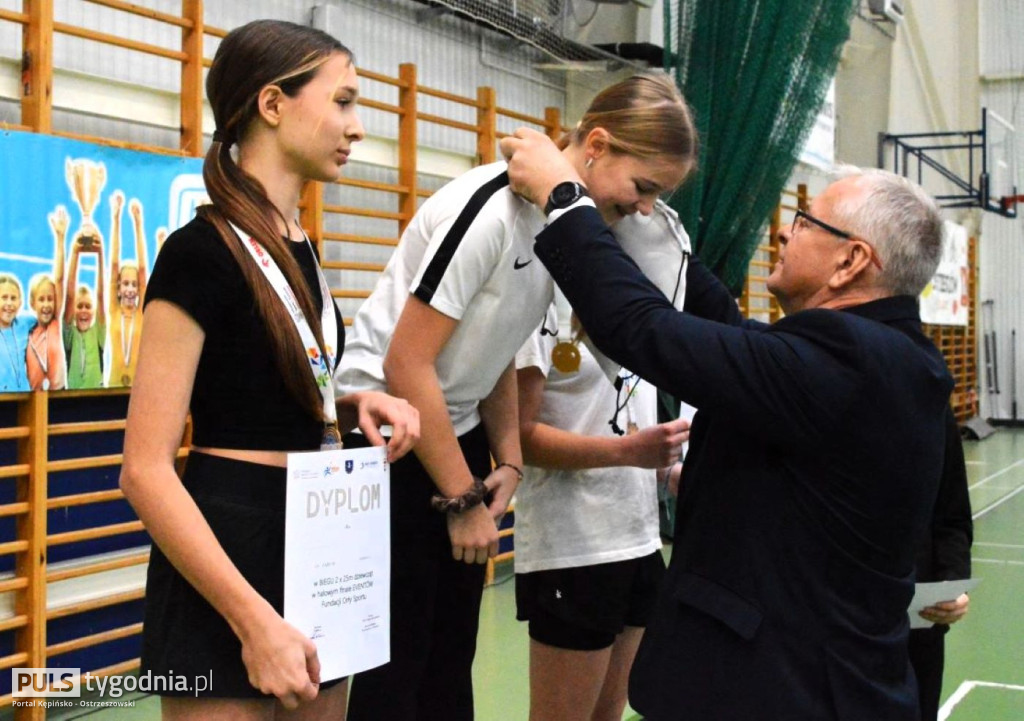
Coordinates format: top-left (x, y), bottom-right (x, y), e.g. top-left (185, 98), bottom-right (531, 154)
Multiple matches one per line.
top-left (585, 157), bottom-right (593, 169)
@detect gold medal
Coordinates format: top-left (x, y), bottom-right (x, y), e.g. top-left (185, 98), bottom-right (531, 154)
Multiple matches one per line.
top-left (321, 422), bottom-right (343, 451)
top-left (551, 341), bottom-right (581, 374)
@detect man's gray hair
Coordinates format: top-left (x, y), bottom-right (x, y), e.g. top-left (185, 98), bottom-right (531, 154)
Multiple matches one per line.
top-left (830, 166), bottom-right (944, 296)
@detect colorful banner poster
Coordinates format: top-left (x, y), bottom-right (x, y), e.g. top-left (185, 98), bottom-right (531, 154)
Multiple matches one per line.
top-left (0, 131), bottom-right (205, 393)
top-left (919, 220), bottom-right (970, 327)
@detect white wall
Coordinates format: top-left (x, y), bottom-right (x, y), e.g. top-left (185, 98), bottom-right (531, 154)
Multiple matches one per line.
top-left (977, 0), bottom-right (1024, 421)
top-left (835, 1), bottom-right (982, 226)
top-left (835, 13), bottom-right (894, 171)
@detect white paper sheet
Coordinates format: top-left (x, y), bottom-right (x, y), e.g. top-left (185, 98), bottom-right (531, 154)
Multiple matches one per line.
top-left (284, 445), bottom-right (391, 681)
top-left (908, 578), bottom-right (979, 629)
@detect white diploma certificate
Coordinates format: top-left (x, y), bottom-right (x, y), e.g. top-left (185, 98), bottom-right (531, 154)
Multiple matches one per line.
top-left (284, 445), bottom-right (391, 681)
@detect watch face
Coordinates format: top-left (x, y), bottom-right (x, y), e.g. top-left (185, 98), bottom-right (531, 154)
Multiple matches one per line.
top-left (545, 181), bottom-right (587, 215)
top-left (553, 183), bottom-right (577, 205)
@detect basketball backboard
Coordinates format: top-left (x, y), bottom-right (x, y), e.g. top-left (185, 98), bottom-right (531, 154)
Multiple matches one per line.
top-left (985, 108), bottom-right (1019, 216)
top-left (878, 108), bottom-right (1018, 218)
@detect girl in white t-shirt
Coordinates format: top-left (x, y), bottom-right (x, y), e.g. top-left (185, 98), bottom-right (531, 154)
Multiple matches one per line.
top-left (338, 73), bottom-right (697, 721)
top-left (514, 82), bottom-right (699, 721)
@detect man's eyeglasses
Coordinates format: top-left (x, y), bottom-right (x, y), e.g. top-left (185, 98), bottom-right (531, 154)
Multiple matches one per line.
top-left (790, 210), bottom-right (884, 271)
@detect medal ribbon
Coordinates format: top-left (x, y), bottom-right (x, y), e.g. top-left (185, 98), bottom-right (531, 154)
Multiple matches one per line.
top-left (29, 328), bottom-right (49, 375)
top-left (231, 223), bottom-right (339, 434)
top-left (1, 326), bottom-right (26, 386)
top-left (121, 312), bottom-right (135, 367)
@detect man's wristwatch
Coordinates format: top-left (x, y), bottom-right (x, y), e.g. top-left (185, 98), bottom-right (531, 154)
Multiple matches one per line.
top-left (543, 181), bottom-right (589, 216)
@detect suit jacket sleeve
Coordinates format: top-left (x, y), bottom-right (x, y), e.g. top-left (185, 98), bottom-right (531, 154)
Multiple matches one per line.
top-left (535, 205), bottom-right (864, 449)
top-left (918, 407), bottom-right (973, 581)
top-left (683, 254), bottom-right (746, 326)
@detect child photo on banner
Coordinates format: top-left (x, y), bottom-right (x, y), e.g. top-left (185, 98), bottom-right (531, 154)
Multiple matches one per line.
top-left (0, 131), bottom-right (205, 393)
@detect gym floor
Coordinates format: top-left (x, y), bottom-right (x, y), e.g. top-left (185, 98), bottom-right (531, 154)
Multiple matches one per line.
top-left (32, 428), bottom-right (1024, 720)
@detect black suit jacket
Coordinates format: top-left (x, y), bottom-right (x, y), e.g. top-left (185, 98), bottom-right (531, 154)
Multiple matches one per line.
top-left (535, 207), bottom-right (954, 721)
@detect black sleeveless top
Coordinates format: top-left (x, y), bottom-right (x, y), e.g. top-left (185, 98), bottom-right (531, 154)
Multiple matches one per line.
top-left (146, 216), bottom-right (344, 450)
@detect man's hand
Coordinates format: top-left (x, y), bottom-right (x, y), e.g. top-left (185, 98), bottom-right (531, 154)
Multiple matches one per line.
top-left (918, 592), bottom-right (970, 626)
top-left (499, 127), bottom-right (584, 210)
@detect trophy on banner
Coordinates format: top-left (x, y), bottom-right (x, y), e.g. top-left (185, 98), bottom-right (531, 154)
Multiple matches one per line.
top-left (65, 158), bottom-right (107, 251)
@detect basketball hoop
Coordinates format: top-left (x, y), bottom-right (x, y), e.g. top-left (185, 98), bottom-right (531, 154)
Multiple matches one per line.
top-left (999, 194), bottom-right (1023, 216)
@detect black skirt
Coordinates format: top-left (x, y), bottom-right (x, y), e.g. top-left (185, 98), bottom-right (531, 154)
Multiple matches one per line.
top-left (140, 451), bottom-right (344, 698)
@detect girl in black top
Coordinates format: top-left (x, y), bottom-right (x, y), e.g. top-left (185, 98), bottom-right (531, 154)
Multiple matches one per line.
top-left (120, 19), bottom-right (419, 720)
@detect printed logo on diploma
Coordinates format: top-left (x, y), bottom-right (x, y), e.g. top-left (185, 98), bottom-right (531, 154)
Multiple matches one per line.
top-left (284, 445), bottom-right (391, 681)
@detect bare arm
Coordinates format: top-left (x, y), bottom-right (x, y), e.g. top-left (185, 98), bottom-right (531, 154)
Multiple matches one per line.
top-left (383, 295), bottom-right (499, 564)
top-left (129, 199), bottom-right (148, 293)
top-left (120, 301), bottom-right (319, 707)
top-left (95, 241), bottom-right (106, 327)
top-left (108, 193), bottom-right (122, 315)
top-left (478, 362), bottom-right (523, 519)
top-left (517, 366), bottom-right (689, 471)
top-left (51, 208), bottom-right (67, 318)
top-left (63, 245), bottom-right (80, 325)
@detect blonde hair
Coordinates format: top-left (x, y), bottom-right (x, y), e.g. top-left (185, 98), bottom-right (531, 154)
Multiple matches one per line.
top-left (117, 262), bottom-right (139, 282)
top-left (116, 262), bottom-right (139, 303)
top-left (28, 273), bottom-right (56, 304)
top-left (0, 273), bottom-right (23, 302)
top-left (563, 74), bottom-right (698, 172)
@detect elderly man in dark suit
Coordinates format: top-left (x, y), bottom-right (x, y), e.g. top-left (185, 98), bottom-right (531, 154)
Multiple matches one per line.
top-left (499, 128), bottom-right (953, 721)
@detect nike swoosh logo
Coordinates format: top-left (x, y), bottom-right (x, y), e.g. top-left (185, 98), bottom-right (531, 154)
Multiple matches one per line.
top-left (514, 257), bottom-right (533, 270)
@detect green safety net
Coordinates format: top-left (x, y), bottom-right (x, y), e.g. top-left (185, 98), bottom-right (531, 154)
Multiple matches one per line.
top-left (664, 0), bottom-right (858, 294)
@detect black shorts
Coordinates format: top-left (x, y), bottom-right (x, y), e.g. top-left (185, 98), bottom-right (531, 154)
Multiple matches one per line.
top-left (140, 451), bottom-right (344, 698)
top-left (515, 551), bottom-right (666, 651)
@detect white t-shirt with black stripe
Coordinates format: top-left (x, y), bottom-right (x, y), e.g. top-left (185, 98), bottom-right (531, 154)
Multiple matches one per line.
top-left (512, 201), bottom-right (691, 572)
top-left (338, 161), bottom-right (554, 436)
